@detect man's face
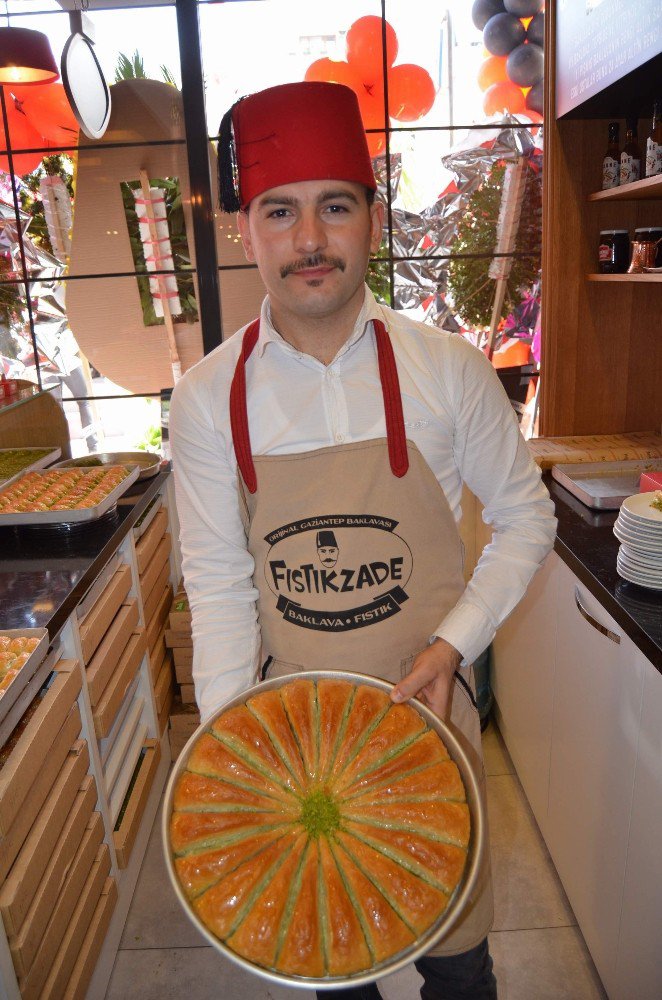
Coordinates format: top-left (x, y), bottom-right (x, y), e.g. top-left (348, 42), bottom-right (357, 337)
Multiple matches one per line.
top-left (236, 179), bottom-right (384, 326)
top-left (318, 545), bottom-right (339, 568)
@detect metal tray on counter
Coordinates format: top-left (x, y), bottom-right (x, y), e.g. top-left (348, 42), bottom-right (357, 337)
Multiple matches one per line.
top-left (0, 627), bottom-right (49, 731)
top-left (551, 459), bottom-right (662, 510)
top-left (53, 450), bottom-right (161, 480)
top-left (0, 446), bottom-right (61, 488)
top-left (0, 463), bottom-right (140, 526)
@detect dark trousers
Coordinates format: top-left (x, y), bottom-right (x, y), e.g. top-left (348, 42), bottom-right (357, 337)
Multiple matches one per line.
top-left (316, 938), bottom-right (497, 1000)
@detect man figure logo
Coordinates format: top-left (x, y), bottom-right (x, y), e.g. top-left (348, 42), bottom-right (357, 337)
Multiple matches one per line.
top-left (316, 530), bottom-right (339, 568)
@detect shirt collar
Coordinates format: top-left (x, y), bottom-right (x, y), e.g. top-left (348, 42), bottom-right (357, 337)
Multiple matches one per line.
top-left (255, 284), bottom-right (387, 359)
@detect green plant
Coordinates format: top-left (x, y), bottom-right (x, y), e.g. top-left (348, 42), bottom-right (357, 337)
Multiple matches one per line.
top-left (135, 424), bottom-right (162, 451)
top-left (115, 51), bottom-right (147, 82)
top-left (446, 160), bottom-right (541, 329)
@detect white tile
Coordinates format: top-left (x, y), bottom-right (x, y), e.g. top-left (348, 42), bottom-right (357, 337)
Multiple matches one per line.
top-left (489, 927), bottom-right (607, 1000)
top-left (487, 774), bottom-right (576, 931)
top-left (105, 946), bottom-right (317, 1000)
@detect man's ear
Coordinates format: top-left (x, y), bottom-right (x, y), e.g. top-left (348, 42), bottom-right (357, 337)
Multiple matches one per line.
top-left (236, 209), bottom-right (255, 262)
top-left (369, 199), bottom-right (385, 255)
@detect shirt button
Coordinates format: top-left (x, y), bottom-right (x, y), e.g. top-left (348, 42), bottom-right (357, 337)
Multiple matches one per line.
top-left (335, 433), bottom-right (345, 443)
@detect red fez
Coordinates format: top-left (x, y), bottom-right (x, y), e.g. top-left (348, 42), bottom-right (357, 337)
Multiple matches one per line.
top-left (217, 82), bottom-right (376, 212)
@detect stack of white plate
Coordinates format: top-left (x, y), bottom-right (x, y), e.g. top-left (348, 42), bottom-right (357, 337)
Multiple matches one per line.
top-left (613, 492), bottom-right (662, 590)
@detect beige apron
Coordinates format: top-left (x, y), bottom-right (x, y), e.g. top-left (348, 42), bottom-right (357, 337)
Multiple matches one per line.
top-left (230, 317), bottom-right (493, 957)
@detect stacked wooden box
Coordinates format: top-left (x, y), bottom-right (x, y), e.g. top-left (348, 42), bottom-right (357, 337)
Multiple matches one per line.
top-left (165, 586), bottom-right (201, 761)
top-left (0, 657), bottom-right (116, 1000)
top-left (134, 501), bottom-right (175, 738)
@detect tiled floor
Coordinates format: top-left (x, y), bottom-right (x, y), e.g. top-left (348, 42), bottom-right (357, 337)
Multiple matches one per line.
top-left (105, 723), bottom-right (607, 1000)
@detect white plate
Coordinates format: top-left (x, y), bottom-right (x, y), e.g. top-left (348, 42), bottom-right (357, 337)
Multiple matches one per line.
top-left (613, 522), bottom-right (662, 551)
top-left (617, 508), bottom-right (662, 534)
top-left (617, 554), bottom-right (662, 581)
top-left (620, 492), bottom-right (662, 524)
top-left (617, 568), bottom-right (662, 590)
top-left (618, 545), bottom-right (662, 570)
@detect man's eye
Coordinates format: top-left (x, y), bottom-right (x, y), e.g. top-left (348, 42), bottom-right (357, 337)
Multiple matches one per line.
top-left (268, 208), bottom-right (290, 219)
top-left (326, 204), bottom-right (348, 213)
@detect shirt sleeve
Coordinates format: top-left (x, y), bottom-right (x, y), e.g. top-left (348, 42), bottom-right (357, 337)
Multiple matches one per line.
top-left (432, 336), bottom-right (557, 665)
top-left (169, 371), bottom-right (261, 723)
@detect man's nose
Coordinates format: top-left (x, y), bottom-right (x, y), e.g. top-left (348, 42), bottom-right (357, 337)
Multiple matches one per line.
top-left (294, 210), bottom-right (327, 253)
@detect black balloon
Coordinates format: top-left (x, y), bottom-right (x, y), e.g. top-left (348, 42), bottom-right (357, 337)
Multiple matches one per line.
top-left (471, 0), bottom-right (506, 31)
top-left (506, 43), bottom-right (544, 87)
top-left (504, 0), bottom-right (543, 15)
top-left (527, 11), bottom-right (544, 47)
top-left (483, 13), bottom-right (526, 56)
top-left (526, 80), bottom-right (544, 116)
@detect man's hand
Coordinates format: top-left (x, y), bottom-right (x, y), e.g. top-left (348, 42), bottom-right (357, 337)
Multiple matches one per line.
top-left (391, 638), bottom-right (462, 718)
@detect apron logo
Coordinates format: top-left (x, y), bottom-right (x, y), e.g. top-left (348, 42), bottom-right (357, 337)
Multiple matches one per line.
top-left (263, 514), bottom-right (413, 633)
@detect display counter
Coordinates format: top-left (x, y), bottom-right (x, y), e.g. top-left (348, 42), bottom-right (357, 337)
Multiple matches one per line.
top-left (0, 468), bottom-right (180, 1000)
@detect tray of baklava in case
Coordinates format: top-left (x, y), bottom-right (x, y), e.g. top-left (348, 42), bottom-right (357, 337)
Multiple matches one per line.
top-left (0, 464), bottom-right (139, 526)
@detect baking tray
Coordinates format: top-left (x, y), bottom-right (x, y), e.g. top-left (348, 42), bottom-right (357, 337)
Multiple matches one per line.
top-left (0, 628), bottom-right (49, 728)
top-left (0, 639), bottom-right (59, 745)
top-left (0, 463), bottom-right (140, 526)
top-left (53, 450), bottom-right (161, 480)
top-left (0, 446), bottom-right (61, 488)
top-left (551, 459), bottom-right (662, 510)
top-left (162, 670), bottom-right (485, 992)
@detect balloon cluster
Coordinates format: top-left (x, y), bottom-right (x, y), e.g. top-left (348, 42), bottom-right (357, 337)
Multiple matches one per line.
top-left (473, 0), bottom-right (544, 120)
top-left (305, 15), bottom-right (436, 157)
top-left (1, 84), bottom-right (79, 175)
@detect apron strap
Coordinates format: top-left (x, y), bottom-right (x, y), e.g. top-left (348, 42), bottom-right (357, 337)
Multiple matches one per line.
top-left (229, 316), bottom-right (409, 494)
top-left (373, 319), bottom-right (409, 479)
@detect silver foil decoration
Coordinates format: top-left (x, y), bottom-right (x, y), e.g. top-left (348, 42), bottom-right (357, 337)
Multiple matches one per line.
top-left (371, 115), bottom-right (542, 332)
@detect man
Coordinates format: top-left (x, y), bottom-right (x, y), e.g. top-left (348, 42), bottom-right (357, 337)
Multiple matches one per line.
top-left (170, 81), bottom-right (556, 1000)
top-left (316, 530), bottom-right (339, 568)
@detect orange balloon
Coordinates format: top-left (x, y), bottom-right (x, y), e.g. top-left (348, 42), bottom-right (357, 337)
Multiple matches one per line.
top-left (483, 80), bottom-right (527, 116)
top-left (353, 83), bottom-right (386, 158)
top-left (366, 131), bottom-right (386, 158)
top-left (477, 55), bottom-right (508, 92)
top-left (387, 64), bottom-right (436, 121)
top-left (346, 15), bottom-right (398, 78)
top-left (10, 83), bottom-right (78, 149)
top-left (304, 58), bottom-right (363, 93)
top-left (1, 92), bottom-right (45, 174)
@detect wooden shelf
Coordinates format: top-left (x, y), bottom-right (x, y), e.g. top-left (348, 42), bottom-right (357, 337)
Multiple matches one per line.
top-left (586, 272), bottom-right (662, 282)
top-left (589, 175), bottom-right (662, 202)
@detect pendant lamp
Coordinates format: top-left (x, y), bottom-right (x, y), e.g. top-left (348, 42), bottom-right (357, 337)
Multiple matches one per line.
top-left (0, 26), bottom-right (59, 86)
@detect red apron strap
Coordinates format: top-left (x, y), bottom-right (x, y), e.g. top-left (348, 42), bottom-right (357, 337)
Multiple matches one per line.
top-left (373, 319), bottom-right (409, 478)
top-left (229, 318), bottom-right (260, 494)
top-left (229, 316), bottom-right (409, 493)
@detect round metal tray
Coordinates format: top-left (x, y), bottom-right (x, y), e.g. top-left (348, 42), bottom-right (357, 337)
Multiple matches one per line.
top-left (162, 670), bottom-right (485, 991)
top-left (53, 451), bottom-right (161, 480)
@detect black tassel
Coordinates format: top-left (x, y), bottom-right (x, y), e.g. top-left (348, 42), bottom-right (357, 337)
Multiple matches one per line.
top-left (217, 102), bottom-right (242, 213)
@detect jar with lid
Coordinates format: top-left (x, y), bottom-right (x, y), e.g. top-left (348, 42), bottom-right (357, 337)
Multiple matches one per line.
top-left (598, 230), bottom-right (629, 273)
top-left (633, 227), bottom-right (662, 268)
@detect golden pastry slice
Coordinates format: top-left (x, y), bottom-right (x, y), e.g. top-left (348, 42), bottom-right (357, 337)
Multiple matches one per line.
top-left (212, 706), bottom-right (302, 793)
top-left (246, 688), bottom-right (307, 787)
top-left (329, 838), bottom-right (415, 961)
top-left (174, 771), bottom-right (300, 814)
top-left (344, 760), bottom-right (466, 806)
top-left (280, 679), bottom-right (318, 780)
top-left (275, 839), bottom-right (324, 978)
top-left (343, 798), bottom-right (470, 849)
top-left (318, 836), bottom-right (372, 976)
top-left (341, 730), bottom-right (449, 798)
top-left (316, 679), bottom-right (354, 781)
top-left (334, 830), bottom-right (450, 935)
top-left (329, 685), bottom-right (391, 784)
top-left (194, 830), bottom-right (300, 940)
top-left (226, 832), bottom-right (308, 968)
top-left (343, 821), bottom-right (468, 896)
top-left (332, 702), bottom-right (426, 793)
top-left (186, 733), bottom-right (297, 805)
top-left (170, 809), bottom-right (294, 856)
top-left (175, 828), bottom-right (289, 898)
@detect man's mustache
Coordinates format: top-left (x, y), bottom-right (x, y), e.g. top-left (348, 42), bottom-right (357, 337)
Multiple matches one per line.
top-left (280, 254), bottom-right (346, 278)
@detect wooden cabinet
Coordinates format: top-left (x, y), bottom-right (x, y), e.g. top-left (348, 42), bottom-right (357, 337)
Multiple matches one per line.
top-left (491, 551), bottom-right (559, 835)
top-left (492, 553), bottom-right (659, 998)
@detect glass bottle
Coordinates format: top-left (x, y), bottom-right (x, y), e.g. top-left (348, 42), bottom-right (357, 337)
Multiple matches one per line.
top-left (645, 100), bottom-right (662, 177)
top-left (602, 122), bottom-right (620, 189)
top-left (620, 118), bottom-right (642, 185)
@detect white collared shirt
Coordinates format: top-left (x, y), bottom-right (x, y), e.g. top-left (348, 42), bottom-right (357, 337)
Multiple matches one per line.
top-left (170, 286), bottom-right (557, 722)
